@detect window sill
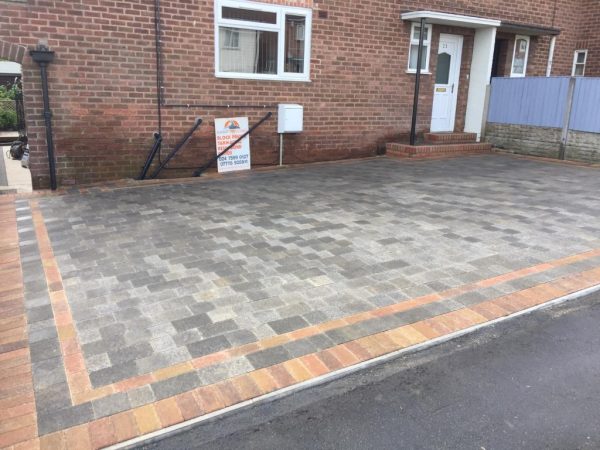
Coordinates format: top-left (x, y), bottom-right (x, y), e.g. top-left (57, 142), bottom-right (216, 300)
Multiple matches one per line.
top-left (215, 72), bottom-right (311, 83)
top-left (406, 70), bottom-right (432, 75)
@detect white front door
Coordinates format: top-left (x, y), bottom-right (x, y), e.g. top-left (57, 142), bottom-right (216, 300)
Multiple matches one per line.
top-left (430, 34), bottom-right (463, 132)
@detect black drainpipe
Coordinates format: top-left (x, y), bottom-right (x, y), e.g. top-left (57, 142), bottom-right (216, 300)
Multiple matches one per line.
top-left (30, 44), bottom-right (57, 191)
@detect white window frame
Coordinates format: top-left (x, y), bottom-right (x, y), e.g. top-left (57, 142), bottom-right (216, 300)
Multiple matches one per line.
top-left (214, 0), bottom-right (312, 82)
top-left (572, 49), bottom-right (587, 76)
top-left (407, 22), bottom-right (432, 74)
top-left (510, 35), bottom-right (530, 78)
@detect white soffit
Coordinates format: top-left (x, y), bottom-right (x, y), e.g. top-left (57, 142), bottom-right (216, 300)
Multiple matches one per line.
top-left (401, 11), bottom-right (501, 29)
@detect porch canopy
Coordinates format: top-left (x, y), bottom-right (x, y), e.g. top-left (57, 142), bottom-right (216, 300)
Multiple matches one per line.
top-left (400, 10), bottom-right (559, 139)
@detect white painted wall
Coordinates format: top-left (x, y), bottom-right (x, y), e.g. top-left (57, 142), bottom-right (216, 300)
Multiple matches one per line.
top-left (464, 27), bottom-right (496, 139)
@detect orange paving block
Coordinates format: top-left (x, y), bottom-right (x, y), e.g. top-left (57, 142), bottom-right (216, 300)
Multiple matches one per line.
top-left (64, 424), bottom-right (92, 450)
top-left (88, 417), bottom-right (117, 449)
top-left (248, 368), bottom-right (279, 393)
top-left (0, 400), bottom-right (35, 421)
top-left (153, 362), bottom-right (194, 381)
top-left (72, 385), bottom-right (115, 405)
top-left (111, 411), bottom-right (140, 443)
top-left (155, 397), bottom-right (184, 428)
top-left (297, 354), bottom-right (330, 377)
top-left (191, 351), bottom-right (229, 370)
top-left (193, 386), bottom-right (226, 416)
top-left (283, 359), bottom-right (312, 383)
top-left (59, 338), bottom-right (80, 357)
top-left (133, 404), bottom-right (161, 435)
top-left (266, 364), bottom-right (296, 389)
top-left (392, 325), bottom-right (428, 346)
top-left (63, 353), bottom-right (85, 374)
top-left (176, 391), bottom-right (204, 420)
top-left (39, 431), bottom-right (65, 450)
top-left (328, 344), bottom-right (360, 367)
top-left (343, 340), bottom-right (375, 361)
top-left (410, 321), bottom-right (442, 340)
top-left (316, 349), bottom-right (344, 371)
top-left (0, 412), bottom-right (35, 435)
top-left (216, 380), bottom-right (243, 406)
top-left (113, 374), bottom-right (154, 393)
top-left (13, 437), bottom-right (41, 450)
top-left (230, 374), bottom-right (262, 401)
top-left (0, 424), bottom-right (38, 448)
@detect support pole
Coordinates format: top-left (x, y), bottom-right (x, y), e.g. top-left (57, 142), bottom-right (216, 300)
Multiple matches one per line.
top-left (30, 44), bottom-right (57, 190)
top-left (409, 18), bottom-right (426, 146)
top-left (279, 133), bottom-right (284, 166)
top-left (559, 77), bottom-right (576, 161)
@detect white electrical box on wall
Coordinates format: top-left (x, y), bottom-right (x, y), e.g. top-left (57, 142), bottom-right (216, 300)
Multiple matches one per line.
top-left (278, 104), bottom-right (303, 133)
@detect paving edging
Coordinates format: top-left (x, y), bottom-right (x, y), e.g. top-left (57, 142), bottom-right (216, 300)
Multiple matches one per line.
top-left (108, 282), bottom-right (600, 449)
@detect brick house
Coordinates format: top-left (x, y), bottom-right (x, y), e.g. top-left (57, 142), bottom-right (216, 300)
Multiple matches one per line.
top-left (0, 0), bottom-right (598, 189)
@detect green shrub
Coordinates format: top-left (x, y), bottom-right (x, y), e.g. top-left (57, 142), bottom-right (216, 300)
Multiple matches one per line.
top-left (0, 110), bottom-right (17, 130)
top-left (0, 85), bottom-right (19, 100)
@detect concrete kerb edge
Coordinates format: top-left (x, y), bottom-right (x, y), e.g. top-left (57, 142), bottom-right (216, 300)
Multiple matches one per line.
top-left (106, 282), bottom-right (600, 450)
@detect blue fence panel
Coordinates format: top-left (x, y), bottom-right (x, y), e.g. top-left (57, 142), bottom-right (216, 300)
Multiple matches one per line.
top-left (569, 78), bottom-right (600, 133)
top-left (487, 77), bottom-right (570, 128)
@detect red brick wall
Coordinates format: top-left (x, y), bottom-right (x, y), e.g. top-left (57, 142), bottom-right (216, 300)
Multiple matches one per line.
top-left (576, 0), bottom-right (600, 76)
top-left (0, 0), bottom-right (591, 188)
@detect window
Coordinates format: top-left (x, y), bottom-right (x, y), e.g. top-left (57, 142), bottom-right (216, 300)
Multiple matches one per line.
top-left (572, 50), bottom-right (587, 76)
top-left (510, 35), bottom-right (530, 77)
top-left (407, 23), bottom-right (432, 73)
top-left (222, 29), bottom-right (240, 49)
top-left (215, 0), bottom-right (312, 81)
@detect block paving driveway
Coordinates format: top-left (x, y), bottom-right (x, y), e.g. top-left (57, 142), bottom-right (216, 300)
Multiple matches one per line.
top-left (2, 154), bottom-right (600, 448)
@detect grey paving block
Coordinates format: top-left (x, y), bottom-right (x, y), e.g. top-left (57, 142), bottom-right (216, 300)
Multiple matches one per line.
top-left (92, 392), bottom-right (131, 418)
top-left (89, 361), bottom-right (139, 388)
top-left (29, 337), bottom-right (61, 363)
top-left (151, 371), bottom-right (201, 401)
top-left (32, 357), bottom-right (67, 391)
top-left (34, 382), bottom-right (72, 413)
top-left (127, 385), bottom-right (156, 408)
top-left (246, 346), bottom-right (292, 370)
top-left (268, 316), bottom-right (309, 334)
top-left (37, 402), bottom-right (94, 436)
top-left (187, 335), bottom-right (232, 358)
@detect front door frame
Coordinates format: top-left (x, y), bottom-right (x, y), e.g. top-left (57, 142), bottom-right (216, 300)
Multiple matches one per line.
top-left (430, 33), bottom-right (463, 132)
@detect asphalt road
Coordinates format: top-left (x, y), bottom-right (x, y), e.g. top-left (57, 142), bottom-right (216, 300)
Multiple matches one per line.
top-left (142, 290), bottom-right (600, 450)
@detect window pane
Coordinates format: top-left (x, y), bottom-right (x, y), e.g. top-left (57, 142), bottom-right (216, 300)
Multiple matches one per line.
top-left (512, 38), bottom-right (528, 74)
top-left (409, 44), bottom-right (428, 70)
top-left (574, 64), bottom-right (584, 76)
top-left (576, 52), bottom-right (586, 63)
top-left (285, 15), bottom-right (305, 73)
top-left (435, 52), bottom-right (451, 84)
top-left (222, 7), bottom-right (277, 24)
top-left (219, 27), bottom-right (278, 74)
top-left (412, 26), bottom-right (429, 42)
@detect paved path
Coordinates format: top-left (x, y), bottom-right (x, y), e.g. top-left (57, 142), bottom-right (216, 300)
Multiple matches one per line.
top-left (1, 154), bottom-right (600, 448)
top-left (149, 290), bottom-right (600, 450)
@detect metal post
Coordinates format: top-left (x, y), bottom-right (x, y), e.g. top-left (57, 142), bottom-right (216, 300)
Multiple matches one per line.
top-left (279, 133), bottom-right (284, 166)
top-left (30, 45), bottom-right (57, 190)
top-left (409, 18), bottom-right (426, 146)
top-left (559, 77), bottom-right (576, 160)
